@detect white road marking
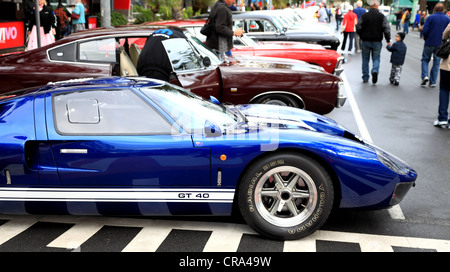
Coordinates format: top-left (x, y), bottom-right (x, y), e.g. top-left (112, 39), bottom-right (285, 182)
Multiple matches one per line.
top-left (341, 72), bottom-right (406, 220)
top-left (1, 215), bottom-right (449, 252)
top-left (0, 215), bottom-right (37, 245)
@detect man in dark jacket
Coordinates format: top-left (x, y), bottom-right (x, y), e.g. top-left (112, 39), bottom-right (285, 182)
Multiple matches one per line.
top-left (420, 3), bottom-right (450, 88)
top-left (356, 0), bottom-right (391, 84)
top-left (205, 0), bottom-right (244, 58)
top-left (137, 28), bottom-right (187, 81)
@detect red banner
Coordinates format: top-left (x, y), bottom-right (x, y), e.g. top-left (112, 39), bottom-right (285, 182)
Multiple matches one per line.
top-left (0, 21), bottom-right (25, 50)
top-left (114, 0), bottom-right (131, 10)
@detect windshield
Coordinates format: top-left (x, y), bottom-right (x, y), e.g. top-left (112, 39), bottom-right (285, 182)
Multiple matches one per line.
top-left (185, 33), bottom-right (222, 66)
top-left (238, 35), bottom-right (258, 46)
top-left (141, 85), bottom-right (238, 134)
top-left (271, 15), bottom-right (289, 29)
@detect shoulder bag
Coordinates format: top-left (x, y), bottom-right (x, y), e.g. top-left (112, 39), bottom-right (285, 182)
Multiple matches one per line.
top-left (200, 14), bottom-right (213, 36)
top-left (435, 39), bottom-right (450, 59)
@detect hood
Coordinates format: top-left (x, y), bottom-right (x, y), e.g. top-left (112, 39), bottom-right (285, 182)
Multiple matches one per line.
top-left (256, 41), bottom-right (326, 51)
top-left (288, 22), bottom-right (336, 36)
top-left (234, 104), bottom-right (347, 137)
top-left (229, 55), bottom-right (325, 73)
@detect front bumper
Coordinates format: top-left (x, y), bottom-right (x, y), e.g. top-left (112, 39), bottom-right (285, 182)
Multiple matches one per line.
top-left (390, 182), bottom-right (415, 206)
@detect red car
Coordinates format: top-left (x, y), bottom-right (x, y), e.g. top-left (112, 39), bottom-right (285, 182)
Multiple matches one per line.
top-left (143, 19), bottom-right (344, 75)
top-left (0, 26), bottom-right (345, 114)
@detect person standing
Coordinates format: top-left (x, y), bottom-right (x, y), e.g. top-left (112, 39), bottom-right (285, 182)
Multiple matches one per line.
top-left (341, 6), bottom-right (358, 54)
top-left (317, 3), bottom-right (328, 23)
top-left (402, 10), bottom-right (411, 34)
top-left (386, 32), bottom-right (407, 86)
top-left (434, 23), bottom-right (450, 129)
top-left (206, 0), bottom-right (244, 58)
top-left (420, 3), bottom-right (450, 88)
top-left (412, 10), bottom-right (420, 30)
top-left (419, 11), bottom-right (426, 38)
top-left (356, 0), bottom-right (391, 84)
top-left (353, 1), bottom-right (366, 53)
top-left (395, 9), bottom-right (403, 31)
top-left (335, 6), bottom-right (342, 31)
top-left (71, 0), bottom-right (85, 33)
top-left (27, 0), bottom-right (56, 50)
top-left (54, 1), bottom-right (70, 40)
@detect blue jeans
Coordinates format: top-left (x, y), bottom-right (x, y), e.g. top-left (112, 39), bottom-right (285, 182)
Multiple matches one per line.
top-left (396, 20), bottom-right (401, 30)
top-left (403, 22), bottom-right (409, 34)
top-left (361, 41), bottom-right (382, 81)
top-left (438, 70), bottom-right (450, 122)
top-left (421, 45), bottom-right (441, 84)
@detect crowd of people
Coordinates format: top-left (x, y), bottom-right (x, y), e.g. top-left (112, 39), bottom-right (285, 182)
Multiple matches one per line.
top-left (316, 0), bottom-right (449, 129)
top-left (24, 0), bottom-right (86, 50)
top-left (24, 0), bottom-right (450, 129)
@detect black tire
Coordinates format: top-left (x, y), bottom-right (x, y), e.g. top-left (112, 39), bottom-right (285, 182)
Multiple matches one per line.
top-left (237, 153), bottom-right (334, 240)
top-left (253, 94), bottom-right (301, 108)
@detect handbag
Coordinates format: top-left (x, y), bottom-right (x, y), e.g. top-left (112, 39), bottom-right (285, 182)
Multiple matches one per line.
top-left (71, 12), bottom-right (80, 20)
top-left (200, 16), bottom-right (213, 36)
top-left (435, 39), bottom-right (450, 59)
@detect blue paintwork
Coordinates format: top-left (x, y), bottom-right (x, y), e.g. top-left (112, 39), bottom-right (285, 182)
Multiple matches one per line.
top-left (0, 77), bottom-right (417, 216)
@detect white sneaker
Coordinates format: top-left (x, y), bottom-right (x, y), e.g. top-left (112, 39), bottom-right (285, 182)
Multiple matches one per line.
top-left (434, 120), bottom-right (448, 128)
top-left (421, 77), bottom-right (429, 86)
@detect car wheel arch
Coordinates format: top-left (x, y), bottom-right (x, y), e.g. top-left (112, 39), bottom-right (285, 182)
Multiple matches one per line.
top-left (249, 91), bottom-right (305, 109)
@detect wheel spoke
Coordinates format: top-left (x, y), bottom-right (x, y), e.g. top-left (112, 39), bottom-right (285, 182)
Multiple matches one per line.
top-left (260, 188), bottom-right (278, 198)
top-left (285, 200), bottom-right (299, 216)
top-left (292, 190), bottom-right (310, 199)
top-left (269, 199), bottom-right (281, 215)
top-left (272, 173), bottom-right (285, 190)
top-left (286, 174), bottom-right (300, 190)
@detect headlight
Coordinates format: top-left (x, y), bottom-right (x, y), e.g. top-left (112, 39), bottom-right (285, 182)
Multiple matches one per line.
top-left (376, 149), bottom-right (409, 175)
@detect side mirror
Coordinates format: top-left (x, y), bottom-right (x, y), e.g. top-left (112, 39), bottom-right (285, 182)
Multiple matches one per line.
top-left (204, 120), bottom-right (222, 137)
top-left (203, 56), bottom-right (211, 67)
top-left (209, 96), bottom-right (220, 105)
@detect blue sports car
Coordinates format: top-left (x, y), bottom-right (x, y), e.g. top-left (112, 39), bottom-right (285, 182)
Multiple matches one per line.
top-left (0, 77), bottom-right (417, 240)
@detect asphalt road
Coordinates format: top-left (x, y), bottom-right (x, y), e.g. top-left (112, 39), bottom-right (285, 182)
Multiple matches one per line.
top-left (326, 24), bottom-right (450, 241)
top-left (0, 25), bottom-right (449, 255)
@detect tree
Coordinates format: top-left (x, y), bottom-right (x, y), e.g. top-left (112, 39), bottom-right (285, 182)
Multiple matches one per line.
top-left (419, 0), bottom-right (426, 12)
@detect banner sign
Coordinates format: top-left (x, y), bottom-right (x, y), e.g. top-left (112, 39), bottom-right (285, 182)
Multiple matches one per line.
top-left (0, 21), bottom-right (25, 50)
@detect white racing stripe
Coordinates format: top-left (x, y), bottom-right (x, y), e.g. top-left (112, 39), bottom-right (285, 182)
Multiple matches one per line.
top-left (341, 72), bottom-right (405, 220)
top-left (0, 187), bottom-right (235, 203)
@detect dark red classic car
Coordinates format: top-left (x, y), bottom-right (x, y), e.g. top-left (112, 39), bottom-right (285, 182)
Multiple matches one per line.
top-left (143, 19), bottom-right (344, 75)
top-left (0, 26), bottom-right (345, 114)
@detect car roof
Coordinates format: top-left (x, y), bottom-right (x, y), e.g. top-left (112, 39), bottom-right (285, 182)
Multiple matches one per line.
top-left (0, 77), bottom-right (165, 102)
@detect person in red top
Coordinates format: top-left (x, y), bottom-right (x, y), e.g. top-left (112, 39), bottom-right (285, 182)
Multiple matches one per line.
top-left (341, 6), bottom-right (358, 54)
top-left (54, 1), bottom-right (70, 40)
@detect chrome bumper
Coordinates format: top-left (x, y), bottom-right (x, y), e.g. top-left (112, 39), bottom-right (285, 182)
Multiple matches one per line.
top-left (334, 56), bottom-right (344, 76)
top-left (335, 81), bottom-right (346, 108)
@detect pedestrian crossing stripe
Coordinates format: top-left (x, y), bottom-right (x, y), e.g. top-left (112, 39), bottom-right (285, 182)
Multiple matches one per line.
top-left (0, 215), bottom-right (449, 252)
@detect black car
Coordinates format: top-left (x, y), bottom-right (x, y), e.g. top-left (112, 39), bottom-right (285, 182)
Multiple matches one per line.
top-left (231, 10), bottom-right (340, 50)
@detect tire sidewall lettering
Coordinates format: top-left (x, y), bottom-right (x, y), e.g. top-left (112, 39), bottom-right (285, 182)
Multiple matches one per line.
top-left (246, 160), bottom-right (285, 213)
top-left (238, 154), bottom-right (334, 240)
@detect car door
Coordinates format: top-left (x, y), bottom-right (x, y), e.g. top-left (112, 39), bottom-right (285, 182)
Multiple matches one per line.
top-left (44, 87), bottom-right (211, 187)
top-left (161, 37), bottom-right (222, 100)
